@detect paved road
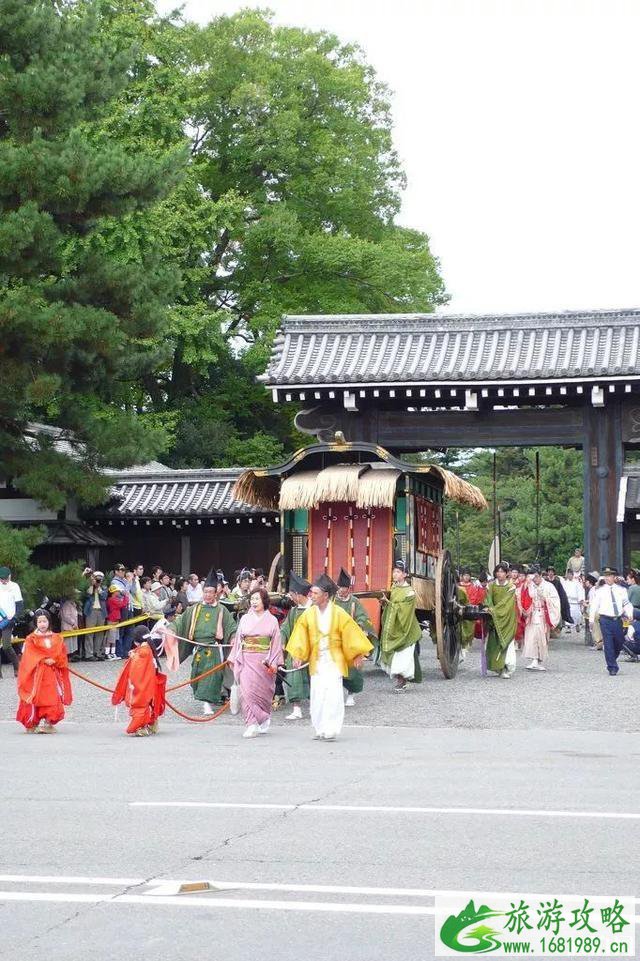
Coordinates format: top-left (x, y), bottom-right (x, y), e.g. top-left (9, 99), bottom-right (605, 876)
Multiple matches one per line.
top-left (0, 633), bottom-right (638, 960)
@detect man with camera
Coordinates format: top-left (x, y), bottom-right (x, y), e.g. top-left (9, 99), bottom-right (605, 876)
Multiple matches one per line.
top-left (82, 570), bottom-right (108, 661)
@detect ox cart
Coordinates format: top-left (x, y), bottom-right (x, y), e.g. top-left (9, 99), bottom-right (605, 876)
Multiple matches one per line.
top-left (234, 438), bottom-right (487, 678)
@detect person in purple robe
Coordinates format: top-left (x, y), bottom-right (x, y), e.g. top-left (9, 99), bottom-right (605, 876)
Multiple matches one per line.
top-left (228, 588), bottom-right (283, 739)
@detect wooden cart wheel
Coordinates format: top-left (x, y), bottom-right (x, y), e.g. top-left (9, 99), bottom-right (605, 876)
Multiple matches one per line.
top-left (435, 549), bottom-right (462, 679)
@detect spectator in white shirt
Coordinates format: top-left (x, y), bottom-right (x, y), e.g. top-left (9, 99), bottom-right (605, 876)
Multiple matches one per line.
top-left (185, 573), bottom-right (204, 605)
top-left (589, 566), bottom-right (632, 675)
top-left (0, 566), bottom-right (23, 677)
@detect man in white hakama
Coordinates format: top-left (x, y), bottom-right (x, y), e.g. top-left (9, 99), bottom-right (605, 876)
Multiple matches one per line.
top-left (519, 566), bottom-right (561, 671)
top-left (562, 570), bottom-right (585, 633)
top-left (286, 573), bottom-right (372, 740)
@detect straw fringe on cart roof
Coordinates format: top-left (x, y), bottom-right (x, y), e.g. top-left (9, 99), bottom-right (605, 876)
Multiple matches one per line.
top-left (233, 442), bottom-right (487, 512)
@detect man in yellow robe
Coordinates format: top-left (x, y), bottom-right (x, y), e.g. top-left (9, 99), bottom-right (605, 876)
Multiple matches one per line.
top-left (286, 573), bottom-right (373, 741)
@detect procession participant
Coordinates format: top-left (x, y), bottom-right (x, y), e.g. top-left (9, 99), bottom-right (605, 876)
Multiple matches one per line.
top-left (566, 547), bottom-right (585, 577)
top-left (210, 571), bottom-right (238, 701)
top-left (562, 569), bottom-right (586, 633)
top-left (334, 568), bottom-right (377, 706)
top-left (584, 572), bottom-right (603, 650)
top-left (518, 565), bottom-right (561, 671)
top-left (508, 564), bottom-right (527, 647)
top-left (228, 587), bottom-right (283, 739)
top-left (280, 571), bottom-right (312, 720)
top-left (461, 567), bottom-right (487, 646)
top-left (484, 562), bottom-right (518, 678)
top-left (111, 626), bottom-right (167, 737)
top-left (589, 566), bottom-right (633, 676)
top-left (230, 570), bottom-right (252, 602)
top-left (545, 566), bottom-right (572, 632)
top-left (379, 560), bottom-right (422, 690)
top-left (457, 568), bottom-right (477, 661)
top-left (165, 582), bottom-right (236, 714)
top-left (16, 609), bottom-right (72, 733)
top-left (286, 573), bottom-right (372, 741)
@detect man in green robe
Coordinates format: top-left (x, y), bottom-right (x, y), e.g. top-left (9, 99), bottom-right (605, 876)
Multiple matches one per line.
top-left (484, 562), bottom-right (518, 678)
top-left (280, 571), bottom-right (312, 720)
top-left (334, 568), bottom-right (378, 706)
top-left (380, 560), bottom-right (423, 690)
top-left (169, 583), bottom-right (236, 714)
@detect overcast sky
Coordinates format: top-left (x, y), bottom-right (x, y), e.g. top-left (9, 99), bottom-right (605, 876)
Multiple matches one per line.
top-left (157, 0), bottom-right (640, 315)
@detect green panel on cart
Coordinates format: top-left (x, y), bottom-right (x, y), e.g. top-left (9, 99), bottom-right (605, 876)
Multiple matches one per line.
top-left (285, 509), bottom-right (308, 532)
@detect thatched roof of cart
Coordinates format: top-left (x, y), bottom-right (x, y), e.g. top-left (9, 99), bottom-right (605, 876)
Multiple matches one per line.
top-left (233, 442), bottom-right (488, 512)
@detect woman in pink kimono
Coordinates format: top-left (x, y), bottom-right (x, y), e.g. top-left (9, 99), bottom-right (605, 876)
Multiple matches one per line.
top-left (229, 588), bottom-right (283, 739)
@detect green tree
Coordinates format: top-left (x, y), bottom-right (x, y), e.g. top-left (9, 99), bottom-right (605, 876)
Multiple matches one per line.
top-left (0, 0), bottom-right (186, 511)
top-left (0, 0), bottom-right (186, 594)
top-left (437, 447), bottom-right (584, 573)
top-left (100, 6), bottom-right (448, 462)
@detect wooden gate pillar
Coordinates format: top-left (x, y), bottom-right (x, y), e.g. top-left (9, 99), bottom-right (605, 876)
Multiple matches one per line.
top-left (583, 402), bottom-right (623, 573)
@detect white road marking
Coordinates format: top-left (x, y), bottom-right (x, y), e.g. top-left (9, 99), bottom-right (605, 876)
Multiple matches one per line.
top-left (2, 876), bottom-right (638, 905)
top-left (130, 800), bottom-right (640, 820)
top-left (0, 891), bottom-right (638, 921)
top-left (0, 875), bottom-right (142, 886)
top-left (143, 880), bottom-right (439, 898)
top-left (0, 890), bottom-right (434, 916)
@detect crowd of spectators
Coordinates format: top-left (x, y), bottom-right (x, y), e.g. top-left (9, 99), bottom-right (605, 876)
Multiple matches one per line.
top-left (57, 564), bottom-right (266, 662)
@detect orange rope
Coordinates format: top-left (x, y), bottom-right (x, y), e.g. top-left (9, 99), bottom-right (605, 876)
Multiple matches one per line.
top-left (164, 699), bottom-right (229, 723)
top-left (67, 667), bottom-right (115, 694)
top-left (166, 660), bottom-right (228, 692)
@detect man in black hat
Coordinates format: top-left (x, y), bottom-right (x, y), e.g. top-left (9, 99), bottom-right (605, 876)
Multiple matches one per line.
top-left (279, 571), bottom-right (312, 720)
top-left (163, 581), bottom-right (236, 713)
top-left (286, 571), bottom-right (372, 740)
top-left (334, 568), bottom-right (377, 707)
top-left (588, 566), bottom-right (632, 675)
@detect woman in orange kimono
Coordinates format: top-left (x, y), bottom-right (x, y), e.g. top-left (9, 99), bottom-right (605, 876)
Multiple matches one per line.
top-left (16, 609), bottom-right (72, 733)
top-left (112, 626), bottom-right (166, 737)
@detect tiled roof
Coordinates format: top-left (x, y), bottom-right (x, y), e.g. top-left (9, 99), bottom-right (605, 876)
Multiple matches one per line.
top-left (260, 309), bottom-right (640, 388)
top-left (42, 523), bottom-right (116, 547)
top-left (89, 468), bottom-right (276, 518)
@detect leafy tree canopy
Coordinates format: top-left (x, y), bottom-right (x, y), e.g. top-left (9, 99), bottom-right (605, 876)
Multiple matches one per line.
top-left (99, 4), bottom-right (448, 463)
top-left (0, 0), bottom-right (186, 511)
top-left (436, 447), bottom-right (584, 574)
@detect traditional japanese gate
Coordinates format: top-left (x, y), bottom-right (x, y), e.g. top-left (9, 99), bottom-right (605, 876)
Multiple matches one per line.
top-left (259, 308), bottom-right (640, 572)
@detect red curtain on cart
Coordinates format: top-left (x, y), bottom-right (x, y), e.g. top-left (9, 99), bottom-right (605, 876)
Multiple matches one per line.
top-left (309, 501), bottom-right (393, 592)
top-left (415, 494), bottom-right (441, 556)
